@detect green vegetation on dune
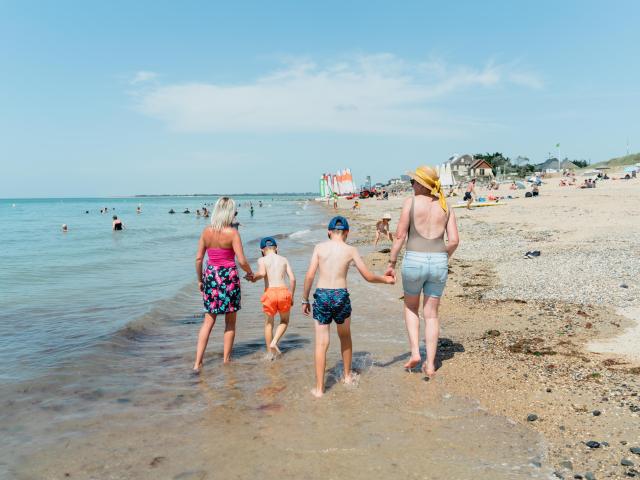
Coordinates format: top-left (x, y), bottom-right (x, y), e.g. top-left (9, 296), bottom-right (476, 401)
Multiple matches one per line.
top-left (592, 152), bottom-right (640, 168)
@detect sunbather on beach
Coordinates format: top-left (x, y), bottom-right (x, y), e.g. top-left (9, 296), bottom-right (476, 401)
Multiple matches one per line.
top-left (251, 237), bottom-right (296, 356)
top-left (302, 216), bottom-right (395, 398)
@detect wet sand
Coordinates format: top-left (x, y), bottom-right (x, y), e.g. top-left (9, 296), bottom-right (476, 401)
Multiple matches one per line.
top-left (343, 175), bottom-right (640, 478)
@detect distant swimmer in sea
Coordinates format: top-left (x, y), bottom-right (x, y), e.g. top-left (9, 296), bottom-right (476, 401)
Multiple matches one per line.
top-left (386, 166), bottom-right (459, 378)
top-left (230, 211), bottom-right (242, 229)
top-left (251, 237), bottom-right (296, 356)
top-left (85, 210), bottom-right (89, 214)
top-left (196, 209), bottom-right (201, 217)
top-left (169, 209), bottom-right (176, 214)
top-left (193, 197), bottom-right (254, 372)
top-left (302, 216), bottom-right (395, 398)
top-left (258, 200), bottom-right (263, 208)
top-left (250, 203), bottom-right (255, 217)
top-left (464, 178), bottom-right (476, 209)
top-left (374, 213), bottom-right (393, 246)
top-left (136, 205), bottom-right (142, 214)
top-left (183, 209), bottom-right (191, 214)
top-left (112, 215), bottom-right (124, 231)
top-left (62, 224), bottom-right (68, 232)
top-left (202, 207), bottom-right (209, 218)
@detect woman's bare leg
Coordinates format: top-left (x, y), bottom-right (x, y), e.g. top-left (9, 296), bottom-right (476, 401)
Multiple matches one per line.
top-left (374, 231), bottom-right (380, 246)
top-left (223, 312), bottom-right (237, 364)
top-left (194, 313), bottom-right (216, 371)
top-left (403, 294), bottom-right (422, 369)
top-left (423, 296), bottom-right (441, 378)
top-left (312, 322), bottom-right (330, 397)
top-left (336, 317), bottom-right (353, 382)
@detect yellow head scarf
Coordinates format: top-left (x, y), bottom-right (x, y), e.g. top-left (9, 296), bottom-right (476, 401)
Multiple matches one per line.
top-left (407, 165), bottom-right (448, 213)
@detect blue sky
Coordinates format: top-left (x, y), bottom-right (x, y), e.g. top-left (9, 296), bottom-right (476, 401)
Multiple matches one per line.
top-left (1, 0), bottom-right (638, 197)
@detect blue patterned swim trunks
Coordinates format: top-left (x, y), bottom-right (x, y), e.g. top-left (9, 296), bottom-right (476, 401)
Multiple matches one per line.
top-left (312, 288), bottom-right (352, 325)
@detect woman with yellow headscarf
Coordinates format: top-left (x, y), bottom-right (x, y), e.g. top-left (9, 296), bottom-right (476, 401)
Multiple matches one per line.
top-left (386, 166), bottom-right (460, 378)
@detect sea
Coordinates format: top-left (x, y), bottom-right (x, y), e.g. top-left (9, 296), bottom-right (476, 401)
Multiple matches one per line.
top-left (0, 195), bottom-right (553, 479)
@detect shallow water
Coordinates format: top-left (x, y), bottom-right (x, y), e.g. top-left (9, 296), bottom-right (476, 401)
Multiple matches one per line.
top-left (0, 197), bottom-right (552, 479)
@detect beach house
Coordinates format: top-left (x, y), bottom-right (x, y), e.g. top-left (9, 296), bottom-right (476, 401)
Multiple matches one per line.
top-left (449, 154), bottom-right (494, 182)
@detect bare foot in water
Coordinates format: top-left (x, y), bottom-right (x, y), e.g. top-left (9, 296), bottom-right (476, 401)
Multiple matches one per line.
top-left (422, 362), bottom-right (436, 379)
top-left (269, 340), bottom-right (282, 355)
top-left (310, 388), bottom-right (324, 398)
top-left (342, 371), bottom-right (359, 386)
top-left (192, 363), bottom-right (203, 374)
top-left (404, 356), bottom-right (421, 370)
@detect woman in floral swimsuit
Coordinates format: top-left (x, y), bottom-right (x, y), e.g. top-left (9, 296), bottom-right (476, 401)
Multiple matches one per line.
top-left (193, 197), bottom-right (254, 372)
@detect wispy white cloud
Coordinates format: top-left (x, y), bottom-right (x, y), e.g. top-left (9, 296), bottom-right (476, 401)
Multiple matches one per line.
top-left (132, 54), bottom-right (541, 135)
top-left (508, 71), bottom-right (544, 90)
top-left (130, 70), bottom-right (158, 85)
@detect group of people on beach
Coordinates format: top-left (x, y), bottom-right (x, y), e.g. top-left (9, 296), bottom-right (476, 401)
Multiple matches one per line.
top-left (192, 166), bottom-right (459, 397)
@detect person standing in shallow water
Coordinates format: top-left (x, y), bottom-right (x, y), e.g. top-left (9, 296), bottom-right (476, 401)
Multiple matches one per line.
top-left (385, 166), bottom-right (459, 378)
top-left (112, 215), bottom-right (124, 230)
top-left (193, 197), bottom-right (254, 372)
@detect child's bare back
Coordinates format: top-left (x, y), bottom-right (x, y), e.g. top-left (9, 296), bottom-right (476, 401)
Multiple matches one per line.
top-left (314, 240), bottom-right (357, 289)
top-left (258, 253), bottom-right (289, 288)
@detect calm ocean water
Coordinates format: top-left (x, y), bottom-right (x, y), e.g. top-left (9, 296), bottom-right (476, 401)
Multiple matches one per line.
top-left (0, 195), bottom-right (320, 384)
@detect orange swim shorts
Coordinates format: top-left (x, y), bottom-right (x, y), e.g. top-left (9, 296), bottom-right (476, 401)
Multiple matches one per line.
top-left (260, 286), bottom-right (292, 317)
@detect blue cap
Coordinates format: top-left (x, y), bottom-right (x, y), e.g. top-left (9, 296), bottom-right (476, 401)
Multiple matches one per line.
top-left (328, 216), bottom-right (349, 231)
top-left (260, 237), bottom-right (277, 249)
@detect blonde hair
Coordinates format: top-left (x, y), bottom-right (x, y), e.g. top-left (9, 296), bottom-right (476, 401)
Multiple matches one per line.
top-left (210, 197), bottom-right (236, 231)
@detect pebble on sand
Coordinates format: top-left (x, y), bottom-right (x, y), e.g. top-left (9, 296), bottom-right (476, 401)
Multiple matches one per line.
top-left (622, 459), bottom-right (635, 466)
top-left (527, 413), bottom-right (538, 422)
top-left (585, 440), bottom-right (601, 449)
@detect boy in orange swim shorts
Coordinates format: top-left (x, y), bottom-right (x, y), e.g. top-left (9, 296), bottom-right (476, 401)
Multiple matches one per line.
top-left (252, 237), bottom-right (296, 355)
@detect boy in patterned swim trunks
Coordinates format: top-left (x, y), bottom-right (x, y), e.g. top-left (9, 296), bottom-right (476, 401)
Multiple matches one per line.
top-left (252, 237), bottom-right (296, 356)
top-left (302, 216), bottom-right (395, 398)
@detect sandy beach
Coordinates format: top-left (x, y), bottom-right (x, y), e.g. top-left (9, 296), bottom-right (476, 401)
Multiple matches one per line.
top-left (340, 174), bottom-right (640, 478)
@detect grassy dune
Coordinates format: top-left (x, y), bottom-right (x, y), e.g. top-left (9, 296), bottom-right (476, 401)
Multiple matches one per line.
top-left (592, 152), bottom-right (640, 168)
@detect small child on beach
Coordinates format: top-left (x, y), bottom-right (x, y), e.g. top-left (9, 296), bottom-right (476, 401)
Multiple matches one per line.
top-left (252, 237), bottom-right (296, 356)
top-left (302, 216), bottom-right (395, 398)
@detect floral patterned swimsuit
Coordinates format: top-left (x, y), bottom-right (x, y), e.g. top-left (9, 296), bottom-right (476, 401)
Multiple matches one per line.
top-left (202, 247), bottom-right (241, 314)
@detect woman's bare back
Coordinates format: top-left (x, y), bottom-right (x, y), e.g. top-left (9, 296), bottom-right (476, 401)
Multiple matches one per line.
top-left (410, 196), bottom-right (448, 239)
top-left (202, 227), bottom-right (235, 249)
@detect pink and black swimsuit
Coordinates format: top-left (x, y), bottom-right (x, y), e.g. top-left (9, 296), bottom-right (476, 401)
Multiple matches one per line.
top-left (201, 248), bottom-right (241, 314)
